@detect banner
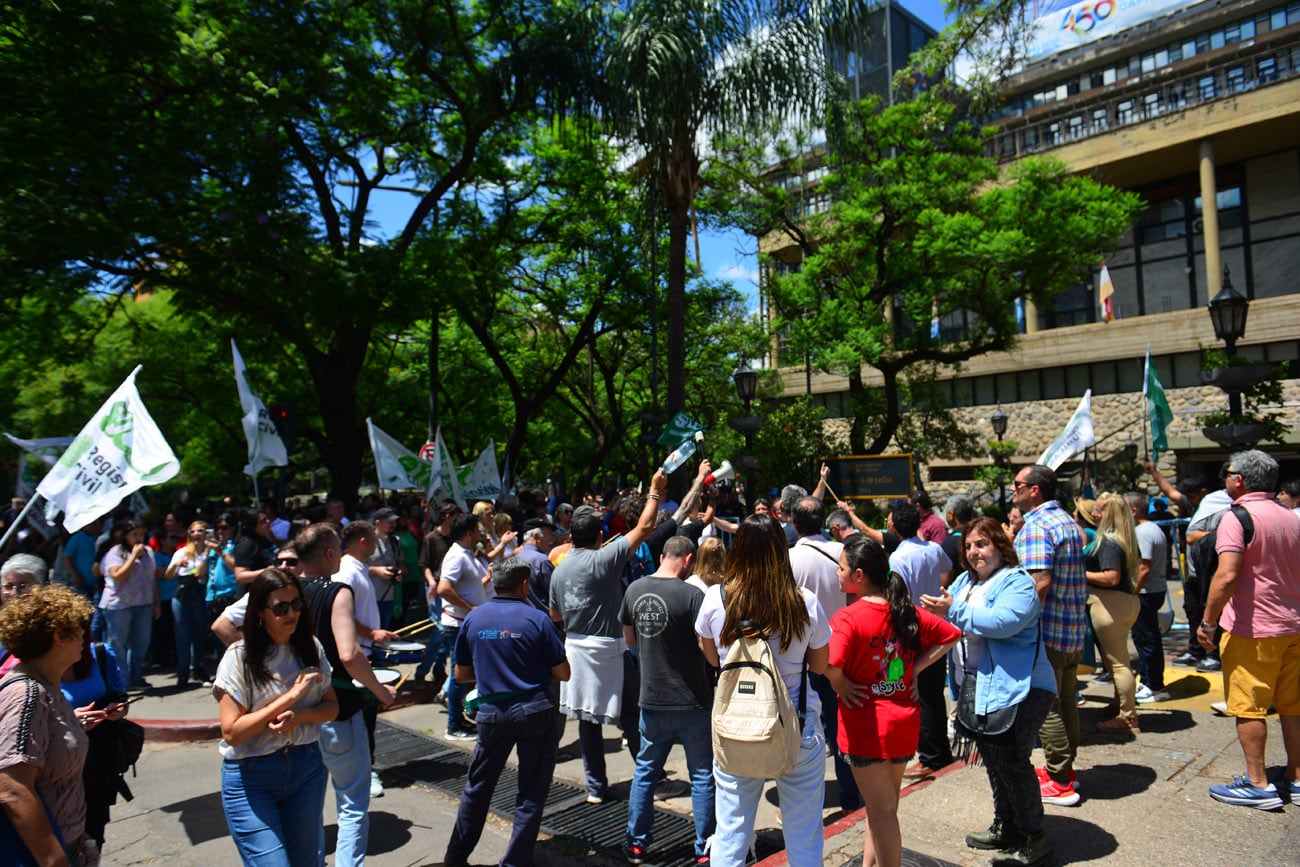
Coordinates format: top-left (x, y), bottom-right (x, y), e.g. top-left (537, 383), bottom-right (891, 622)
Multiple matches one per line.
top-left (366, 418), bottom-right (434, 492)
top-left (1026, 0), bottom-right (1213, 61)
top-left (1036, 390), bottom-right (1096, 470)
top-left (5, 434), bottom-right (75, 499)
top-left (231, 340), bottom-right (288, 476)
top-left (428, 427), bottom-right (466, 509)
top-left (36, 366), bottom-right (180, 533)
top-left (1144, 346), bottom-right (1173, 460)
top-left (656, 412), bottom-right (704, 447)
top-left (1098, 263), bottom-right (1115, 322)
top-left (457, 440), bottom-right (501, 503)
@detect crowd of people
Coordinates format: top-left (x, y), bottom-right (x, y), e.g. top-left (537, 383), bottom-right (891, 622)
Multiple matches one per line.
top-left (0, 446), bottom-right (1297, 867)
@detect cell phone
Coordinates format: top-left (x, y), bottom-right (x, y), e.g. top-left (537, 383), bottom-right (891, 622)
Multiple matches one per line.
top-left (124, 693), bottom-right (146, 705)
top-left (206, 529), bottom-right (216, 542)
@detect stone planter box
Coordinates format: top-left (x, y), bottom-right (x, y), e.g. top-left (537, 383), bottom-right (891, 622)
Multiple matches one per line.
top-left (1201, 423), bottom-right (1269, 448)
top-left (1199, 365), bottom-right (1274, 391)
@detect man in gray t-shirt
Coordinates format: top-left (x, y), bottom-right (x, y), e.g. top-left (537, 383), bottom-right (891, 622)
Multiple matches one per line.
top-left (548, 471), bottom-right (667, 802)
top-left (1128, 492), bottom-right (1170, 698)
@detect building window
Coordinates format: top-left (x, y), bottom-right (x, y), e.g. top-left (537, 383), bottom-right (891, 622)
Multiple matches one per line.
top-left (1091, 107), bottom-right (1109, 132)
top-left (1198, 75), bottom-right (1216, 100)
top-left (1142, 91), bottom-right (1162, 118)
top-left (1226, 65), bottom-right (1247, 93)
top-left (1117, 100), bottom-right (1135, 124)
top-left (1067, 115), bottom-right (1085, 139)
top-left (1258, 55), bottom-right (1278, 83)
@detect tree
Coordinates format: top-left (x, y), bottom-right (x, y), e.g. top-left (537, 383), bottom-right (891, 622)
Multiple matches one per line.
top-left (709, 94), bottom-right (1142, 455)
top-left (594, 0), bottom-right (869, 421)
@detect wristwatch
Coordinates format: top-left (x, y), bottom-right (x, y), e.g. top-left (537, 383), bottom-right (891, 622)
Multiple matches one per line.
top-left (1199, 620), bottom-right (1218, 632)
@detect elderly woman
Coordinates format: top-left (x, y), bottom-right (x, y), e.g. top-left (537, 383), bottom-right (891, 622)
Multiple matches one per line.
top-left (921, 518), bottom-right (1058, 866)
top-left (1, 554), bottom-right (48, 678)
top-left (0, 584), bottom-right (96, 865)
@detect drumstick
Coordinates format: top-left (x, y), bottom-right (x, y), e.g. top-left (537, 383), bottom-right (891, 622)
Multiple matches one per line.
top-left (394, 671), bottom-right (410, 692)
top-left (393, 619), bottom-right (434, 637)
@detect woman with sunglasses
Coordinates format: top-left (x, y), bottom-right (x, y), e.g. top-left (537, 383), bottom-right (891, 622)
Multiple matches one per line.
top-left (215, 569), bottom-right (338, 867)
top-left (166, 521), bottom-right (212, 687)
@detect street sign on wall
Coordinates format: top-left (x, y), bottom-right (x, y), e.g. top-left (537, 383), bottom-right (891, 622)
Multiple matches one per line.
top-left (821, 454), bottom-right (914, 500)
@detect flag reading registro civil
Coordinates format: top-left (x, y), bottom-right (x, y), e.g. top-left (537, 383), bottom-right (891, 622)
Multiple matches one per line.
top-left (37, 366), bottom-right (180, 533)
top-left (655, 412), bottom-right (704, 447)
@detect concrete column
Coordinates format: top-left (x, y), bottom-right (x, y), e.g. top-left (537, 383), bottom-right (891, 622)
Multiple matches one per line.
top-left (1198, 140), bottom-right (1222, 299)
top-left (1024, 298), bottom-right (1039, 334)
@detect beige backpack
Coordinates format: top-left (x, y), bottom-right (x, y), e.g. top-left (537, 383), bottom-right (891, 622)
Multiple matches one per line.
top-left (711, 620), bottom-right (807, 779)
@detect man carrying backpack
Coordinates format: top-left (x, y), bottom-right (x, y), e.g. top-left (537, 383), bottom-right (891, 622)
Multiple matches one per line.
top-left (620, 536), bottom-right (713, 866)
top-left (1198, 450), bottom-right (1300, 811)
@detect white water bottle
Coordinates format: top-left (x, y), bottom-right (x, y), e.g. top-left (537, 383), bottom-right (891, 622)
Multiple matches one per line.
top-left (660, 440), bottom-right (696, 475)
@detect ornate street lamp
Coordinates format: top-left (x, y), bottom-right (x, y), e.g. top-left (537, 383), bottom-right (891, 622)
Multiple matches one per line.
top-left (1207, 265), bottom-right (1250, 419)
top-left (990, 407), bottom-right (1010, 518)
top-left (729, 362), bottom-right (763, 476)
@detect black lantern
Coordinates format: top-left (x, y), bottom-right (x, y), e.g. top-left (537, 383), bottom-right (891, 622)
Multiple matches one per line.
top-left (732, 362), bottom-right (758, 403)
top-left (1208, 266), bottom-right (1249, 354)
top-left (990, 407), bottom-right (1009, 439)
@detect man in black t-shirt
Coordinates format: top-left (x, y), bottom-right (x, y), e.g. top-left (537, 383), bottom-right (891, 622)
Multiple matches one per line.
top-left (618, 536), bottom-right (714, 865)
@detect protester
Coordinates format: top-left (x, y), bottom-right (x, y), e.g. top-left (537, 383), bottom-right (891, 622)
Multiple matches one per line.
top-left (827, 535), bottom-right (960, 867)
top-left (167, 521), bottom-right (212, 687)
top-left (439, 514), bottom-right (493, 740)
top-left (206, 516), bottom-right (240, 621)
top-left (0, 584), bottom-right (96, 865)
top-left (1085, 495), bottom-right (1142, 733)
top-left (100, 520), bottom-right (159, 690)
top-left (61, 631), bottom-right (131, 851)
top-left (414, 501), bottom-right (461, 688)
top-left (695, 514), bottom-right (832, 867)
top-left (1125, 492), bottom-right (1171, 704)
top-left (215, 570), bottom-right (338, 866)
top-left (685, 536), bottom-right (726, 593)
top-left (921, 518), bottom-right (1057, 867)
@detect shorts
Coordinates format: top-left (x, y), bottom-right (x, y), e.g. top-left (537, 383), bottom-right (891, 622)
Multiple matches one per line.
top-left (1219, 632), bottom-right (1300, 718)
top-left (844, 753), bottom-right (912, 768)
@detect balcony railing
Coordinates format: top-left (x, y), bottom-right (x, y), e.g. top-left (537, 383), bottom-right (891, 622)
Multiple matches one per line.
top-left (991, 31), bottom-right (1300, 162)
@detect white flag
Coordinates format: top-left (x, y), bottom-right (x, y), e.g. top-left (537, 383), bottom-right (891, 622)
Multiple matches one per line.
top-left (5, 434), bottom-right (75, 500)
top-left (428, 427), bottom-right (466, 509)
top-left (37, 366), bottom-right (180, 533)
top-left (231, 340), bottom-right (288, 476)
top-left (366, 418), bottom-right (435, 491)
top-left (1036, 390), bottom-right (1096, 471)
top-left (458, 440), bottom-right (501, 503)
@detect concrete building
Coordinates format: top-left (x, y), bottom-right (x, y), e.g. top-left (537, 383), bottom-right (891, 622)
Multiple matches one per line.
top-left (762, 0), bottom-right (1300, 501)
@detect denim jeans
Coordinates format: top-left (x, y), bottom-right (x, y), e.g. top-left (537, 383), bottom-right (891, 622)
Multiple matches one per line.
top-left (810, 672), bottom-right (861, 811)
top-left (1131, 592), bottom-right (1166, 690)
top-left (446, 698), bottom-right (559, 867)
top-left (103, 604), bottom-right (153, 687)
top-left (221, 743), bottom-right (328, 867)
top-left (978, 687), bottom-right (1054, 837)
top-left (318, 711), bottom-right (371, 866)
top-left (416, 601), bottom-right (447, 680)
top-left (626, 708), bottom-right (715, 857)
top-left (711, 715), bottom-right (825, 867)
top-left (441, 624), bottom-right (470, 733)
top-left (173, 595), bottom-right (209, 680)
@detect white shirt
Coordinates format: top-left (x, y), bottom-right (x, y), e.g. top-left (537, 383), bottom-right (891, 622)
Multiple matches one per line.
top-left (788, 534), bottom-right (846, 621)
top-left (335, 554), bottom-right (380, 651)
top-left (439, 541), bottom-right (490, 627)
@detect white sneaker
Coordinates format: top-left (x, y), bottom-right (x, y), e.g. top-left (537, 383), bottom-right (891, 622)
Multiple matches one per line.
top-left (1134, 683), bottom-right (1153, 702)
top-left (1211, 701), bottom-right (1230, 716)
top-left (370, 772), bottom-right (384, 798)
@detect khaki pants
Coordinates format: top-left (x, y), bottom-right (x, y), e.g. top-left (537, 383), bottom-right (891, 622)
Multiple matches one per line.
top-left (1088, 588), bottom-right (1140, 721)
top-left (1040, 646), bottom-right (1082, 781)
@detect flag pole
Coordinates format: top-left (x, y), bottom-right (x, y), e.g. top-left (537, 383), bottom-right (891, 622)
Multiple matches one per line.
top-left (1141, 346), bottom-right (1151, 461)
top-left (0, 493), bottom-right (44, 553)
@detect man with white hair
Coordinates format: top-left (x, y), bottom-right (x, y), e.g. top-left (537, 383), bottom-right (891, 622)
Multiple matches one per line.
top-left (515, 517), bottom-right (556, 613)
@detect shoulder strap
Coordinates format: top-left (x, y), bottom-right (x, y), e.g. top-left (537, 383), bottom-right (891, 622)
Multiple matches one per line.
top-left (1230, 504), bottom-right (1255, 546)
top-left (94, 642), bottom-right (111, 687)
top-left (799, 539), bottom-right (840, 567)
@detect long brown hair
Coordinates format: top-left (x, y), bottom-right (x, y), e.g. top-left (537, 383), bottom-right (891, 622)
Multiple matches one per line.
top-left (694, 537), bottom-right (726, 586)
top-left (720, 514), bottom-right (809, 653)
top-left (243, 569), bottom-right (319, 687)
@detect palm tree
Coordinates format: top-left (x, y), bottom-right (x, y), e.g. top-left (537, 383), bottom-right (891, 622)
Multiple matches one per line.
top-left (598, 0), bottom-right (869, 421)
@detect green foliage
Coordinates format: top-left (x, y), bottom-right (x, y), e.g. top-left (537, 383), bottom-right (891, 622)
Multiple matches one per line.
top-left (1196, 348), bottom-right (1292, 445)
top-left (751, 396), bottom-right (835, 499)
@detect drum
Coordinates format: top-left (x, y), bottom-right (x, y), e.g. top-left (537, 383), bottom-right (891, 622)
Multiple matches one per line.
top-left (353, 667), bottom-right (401, 689)
top-left (371, 640), bottom-right (426, 664)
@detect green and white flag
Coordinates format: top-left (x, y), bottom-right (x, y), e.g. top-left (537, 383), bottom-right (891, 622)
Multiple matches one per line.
top-left (1036, 390), bottom-right (1096, 471)
top-left (656, 412), bottom-right (704, 447)
top-left (457, 440), bottom-right (501, 503)
top-left (37, 366), bottom-right (180, 533)
top-left (428, 427), bottom-right (466, 510)
top-left (366, 418), bottom-right (434, 492)
top-left (231, 340), bottom-right (288, 476)
top-left (1144, 345), bottom-right (1173, 459)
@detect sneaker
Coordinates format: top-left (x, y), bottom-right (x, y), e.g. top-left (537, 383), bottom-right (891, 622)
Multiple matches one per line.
top-left (1093, 669), bottom-right (1112, 684)
top-left (1137, 687), bottom-right (1171, 704)
top-left (991, 830), bottom-right (1055, 866)
top-left (585, 792), bottom-right (606, 805)
top-left (1134, 683), bottom-right (1153, 702)
top-left (1208, 775), bottom-right (1284, 810)
top-left (445, 729), bottom-right (476, 742)
top-left (434, 690), bottom-right (448, 706)
top-left (1210, 701), bottom-right (1230, 716)
top-left (1273, 777), bottom-right (1299, 803)
top-left (966, 819), bottom-right (1025, 850)
top-left (1196, 657), bottom-right (1222, 672)
top-left (653, 778), bottom-right (689, 800)
top-left (1035, 767), bottom-right (1079, 792)
top-left (1040, 776), bottom-right (1081, 806)
top-left (623, 843), bottom-right (646, 865)
top-left (1172, 651), bottom-right (1202, 668)
top-left (370, 771), bottom-right (384, 798)
top-left (694, 856), bottom-right (710, 866)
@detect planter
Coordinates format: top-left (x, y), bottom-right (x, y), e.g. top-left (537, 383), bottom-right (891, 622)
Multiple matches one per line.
top-left (1199, 365), bottom-right (1274, 392)
top-left (1202, 423), bottom-right (1269, 449)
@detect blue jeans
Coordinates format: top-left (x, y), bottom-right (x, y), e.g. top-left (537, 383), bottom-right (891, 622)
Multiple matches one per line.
top-left (221, 743), bottom-right (328, 867)
top-left (318, 711), bottom-right (371, 866)
top-left (416, 601), bottom-right (447, 680)
top-left (103, 604), bottom-right (153, 687)
top-left (626, 708), bottom-right (715, 857)
top-left (441, 624), bottom-right (470, 733)
top-left (1131, 592), bottom-right (1166, 690)
top-left (712, 715), bottom-right (826, 867)
top-left (173, 594), bottom-right (209, 679)
top-left (447, 698), bottom-right (559, 866)
top-left (811, 672), bottom-right (861, 810)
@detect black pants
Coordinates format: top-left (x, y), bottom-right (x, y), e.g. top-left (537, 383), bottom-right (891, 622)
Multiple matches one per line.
top-left (916, 662), bottom-right (954, 768)
top-left (1131, 592), bottom-right (1166, 689)
top-left (1180, 571), bottom-right (1218, 660)
top-left (979, 687), bottom-right (1054, 837)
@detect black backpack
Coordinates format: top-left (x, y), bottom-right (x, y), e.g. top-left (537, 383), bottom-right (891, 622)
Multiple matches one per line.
top-left (90, 644), bottom-right (145, 800)
top-left (1188, 504), bottom-right (1253, 581)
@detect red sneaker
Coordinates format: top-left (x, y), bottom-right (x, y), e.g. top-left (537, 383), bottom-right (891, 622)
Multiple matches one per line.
top-left (1040, 776), bottom-right (1081, 806)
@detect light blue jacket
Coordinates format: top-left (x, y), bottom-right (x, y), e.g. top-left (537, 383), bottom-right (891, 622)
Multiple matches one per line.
top-left (946, 564), bottom-right (1057, 714)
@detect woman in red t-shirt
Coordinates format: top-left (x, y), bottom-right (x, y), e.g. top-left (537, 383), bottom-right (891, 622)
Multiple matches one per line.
top-left (826, 535), bottom-right (961, 867)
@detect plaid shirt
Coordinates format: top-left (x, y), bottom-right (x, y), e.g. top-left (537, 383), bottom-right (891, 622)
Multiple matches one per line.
top-left (1015, 500), bottom-right (1087, 653)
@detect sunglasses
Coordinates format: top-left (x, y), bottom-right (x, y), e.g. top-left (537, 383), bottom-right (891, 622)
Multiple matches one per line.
top-left (276, 557), bottom-right (299, 567)
top-left (266, 597), bottom-right (305, 617)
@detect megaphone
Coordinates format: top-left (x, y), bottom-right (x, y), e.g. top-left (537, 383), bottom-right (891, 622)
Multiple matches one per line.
top-left (704, 460), bottom-right (736, 485)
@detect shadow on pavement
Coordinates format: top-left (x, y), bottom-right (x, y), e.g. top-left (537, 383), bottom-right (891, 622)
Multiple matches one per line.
top-left (1044, 814), bottom-right (1118, 863)
top-left (325, 811), bottom-right (414, 857)
top-left (1074, 762), bottom-right (1158, 801)
top-left (157, 792), bottom-right (229, 845)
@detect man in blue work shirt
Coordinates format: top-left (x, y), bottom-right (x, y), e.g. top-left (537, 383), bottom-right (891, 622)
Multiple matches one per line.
top-left (444, 557), bottom-right (570, 867)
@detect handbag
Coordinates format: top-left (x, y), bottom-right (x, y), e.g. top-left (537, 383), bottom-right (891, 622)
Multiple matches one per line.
top-left (955, 669), bottom-right (1018, 736)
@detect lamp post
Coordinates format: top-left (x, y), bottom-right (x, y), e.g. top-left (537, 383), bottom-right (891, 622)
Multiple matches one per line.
top-left (990, 407), bottom-right (1009, 518)
top-left (1207, 265), bottom-right (1249, 419)
top-left (728, 361), bottom-right (763, 475)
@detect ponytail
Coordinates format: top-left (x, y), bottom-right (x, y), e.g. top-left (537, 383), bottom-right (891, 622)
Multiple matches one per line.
top-left (884, 570), bottom-right (922, 653)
